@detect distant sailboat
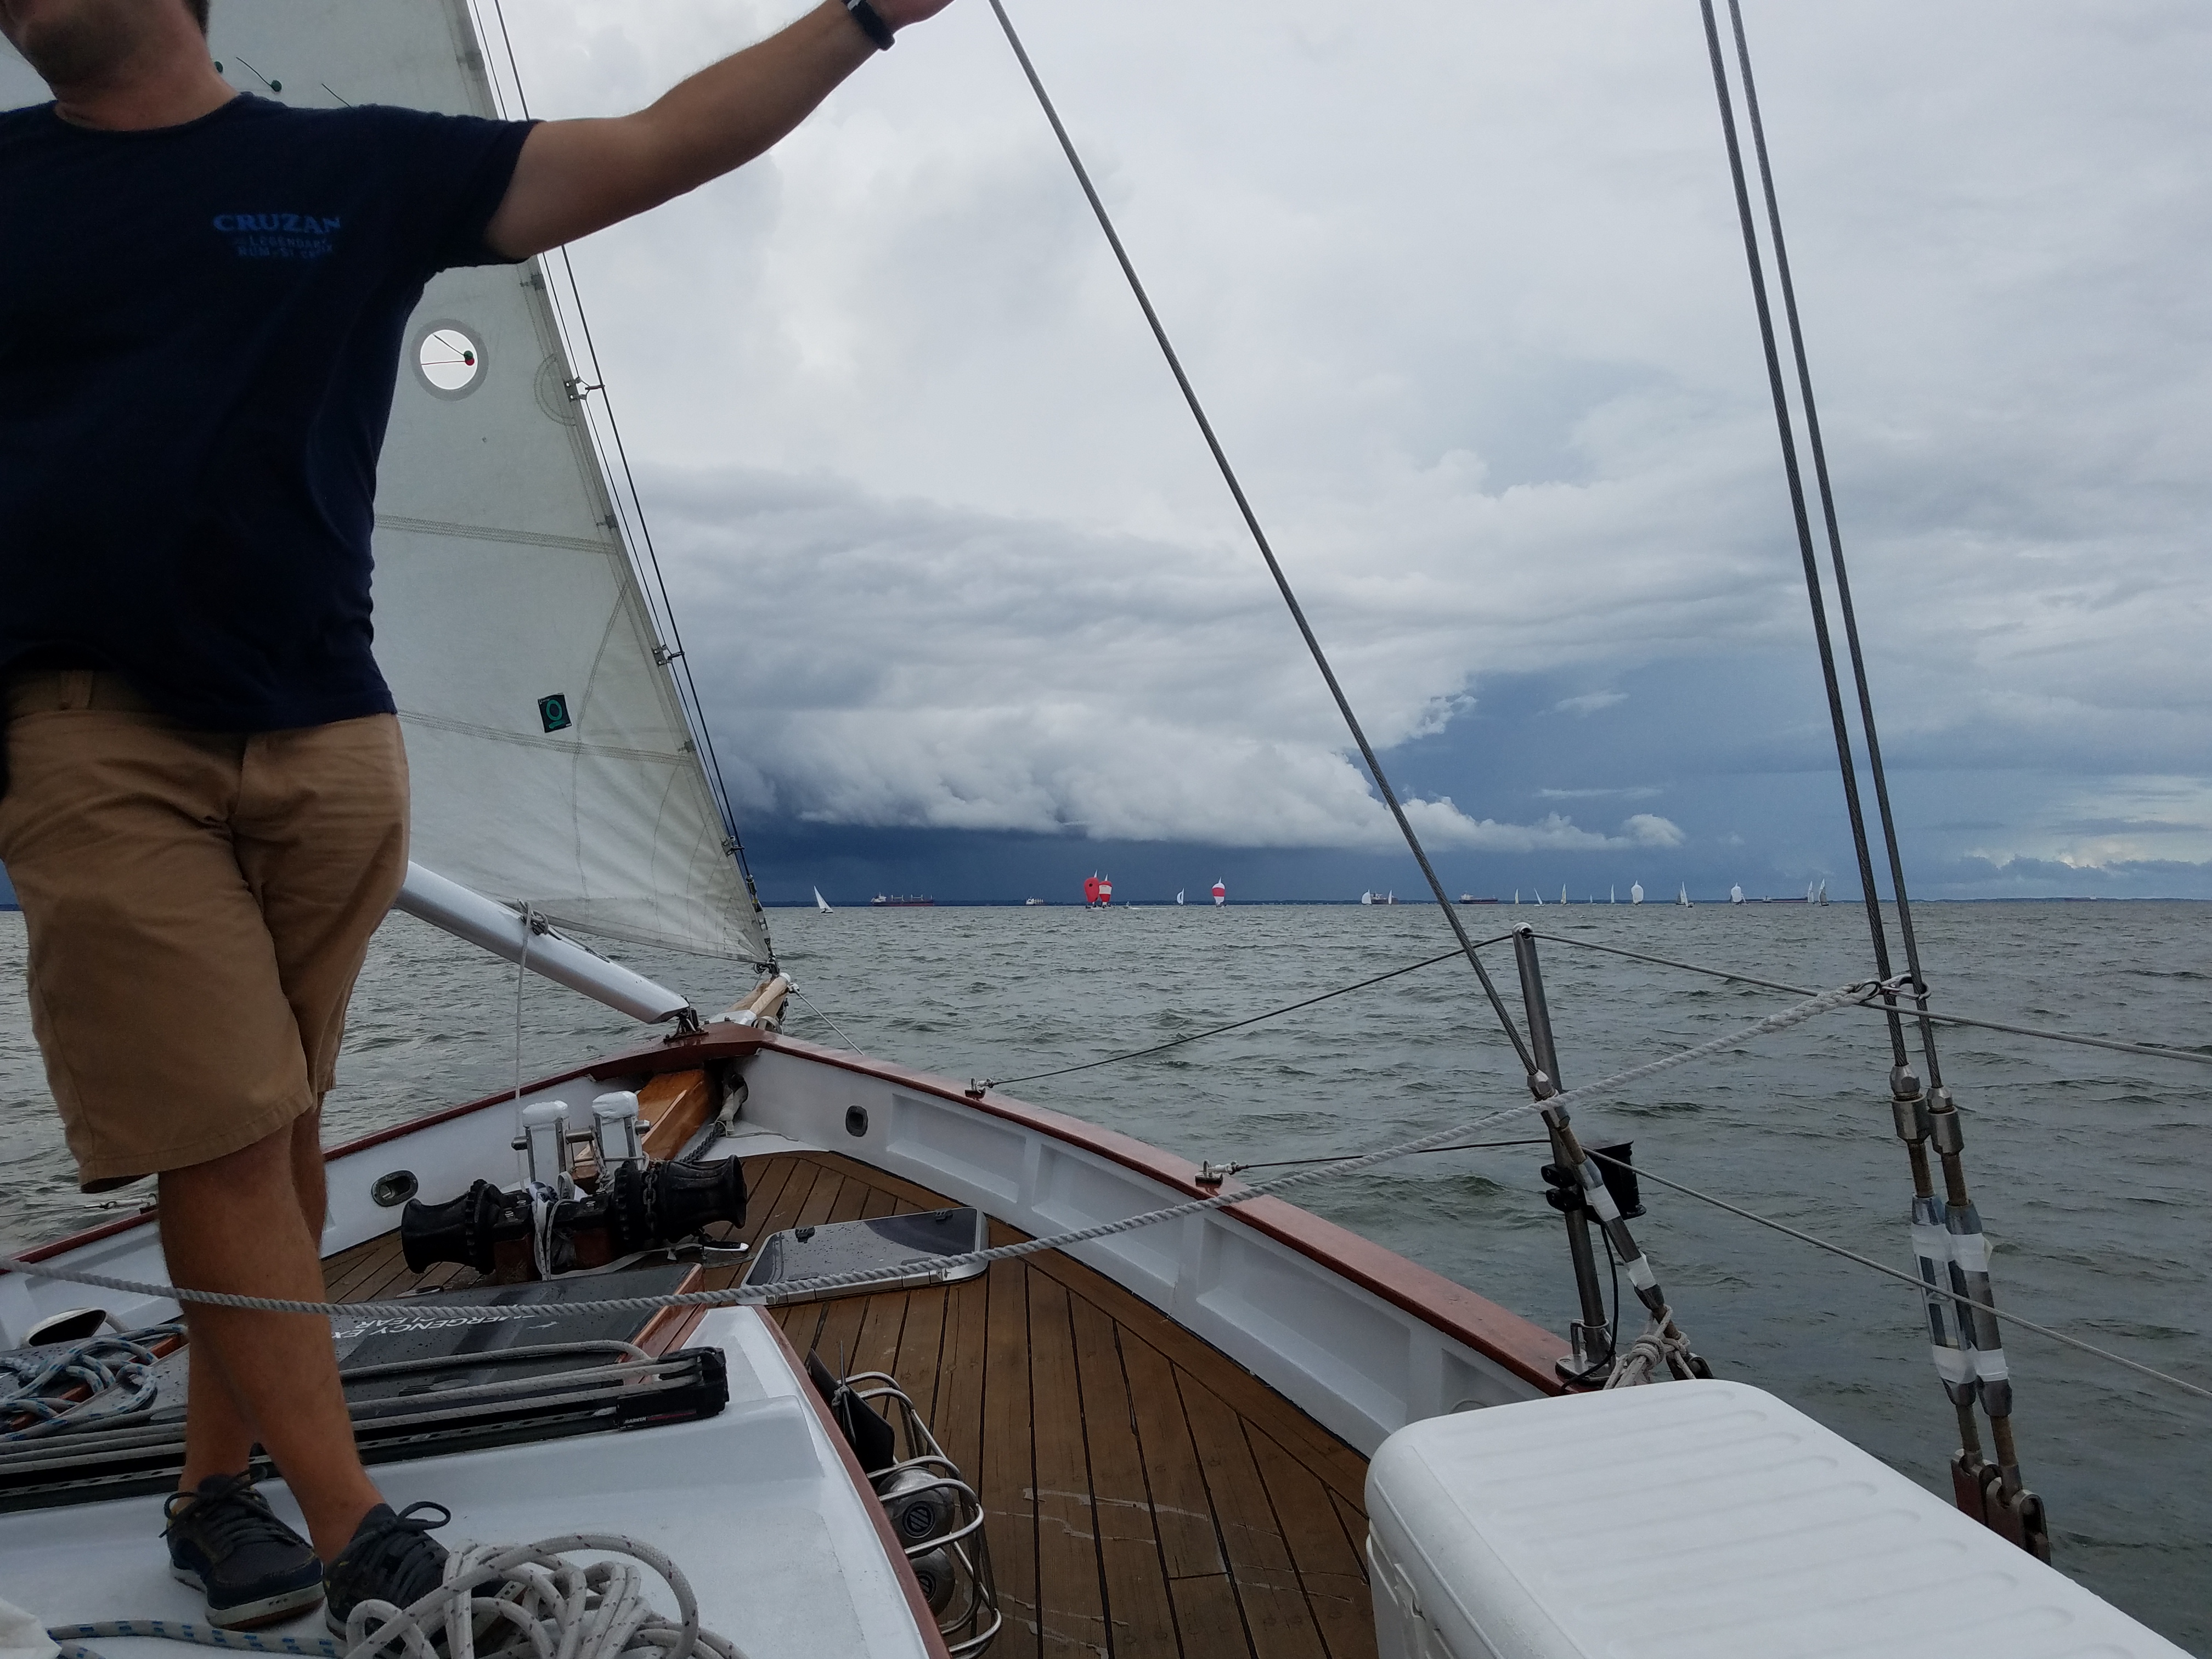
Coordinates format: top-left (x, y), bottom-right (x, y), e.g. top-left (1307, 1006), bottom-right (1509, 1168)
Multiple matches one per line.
top-left (1807, 880), bottom-right (1817, 903)
top-left (814, 887), bottom-right (832, 914)
top-left (1211, 879), bottom-right (1227, 907)
top-left (1816, 881), bottom-right (1830, 906)
top-left (1361, 891), bottom-right (1375, 905)
top-left (1083, 873), bottom-right (1114, 908)
top-left (1561, 885), bottom-right (1568, 906)
top-left (1678, 884), bottom-right (1692, 907)
top-left (1630, 882), bottom-right (1644, 904)
top-left (1533, 890), bottom-right (1544, 906)
top-left (1730, 884), bottom-right (1745, 905)
top-left (1175, 889), bottom-right (1186, 906)
top-left (1610, 887), bottom-right (1616, 904)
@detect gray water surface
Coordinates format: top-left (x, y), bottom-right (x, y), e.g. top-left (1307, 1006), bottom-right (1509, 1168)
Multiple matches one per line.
top-left (2, 900), bottom-right (2206, 1647)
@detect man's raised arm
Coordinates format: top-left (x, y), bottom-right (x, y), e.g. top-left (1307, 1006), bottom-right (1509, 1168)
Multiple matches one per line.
top-left (484, 0), bottom-right (952, 259)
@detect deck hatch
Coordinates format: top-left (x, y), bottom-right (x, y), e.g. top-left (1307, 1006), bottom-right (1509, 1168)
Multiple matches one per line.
top-left (742, 1206), bottom-right (988, 1305)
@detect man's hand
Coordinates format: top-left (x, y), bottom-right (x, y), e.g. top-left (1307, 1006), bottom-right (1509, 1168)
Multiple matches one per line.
top-left (485, 0), bottom-right (956, 259)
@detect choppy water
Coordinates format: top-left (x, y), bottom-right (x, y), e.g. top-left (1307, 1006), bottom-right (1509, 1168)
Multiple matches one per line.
top-left (3, 900), bottom-right (2207, 1647)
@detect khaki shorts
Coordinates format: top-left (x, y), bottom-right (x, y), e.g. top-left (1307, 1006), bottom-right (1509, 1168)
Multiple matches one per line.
top-left (0, 671), bottom-right (408, 1191)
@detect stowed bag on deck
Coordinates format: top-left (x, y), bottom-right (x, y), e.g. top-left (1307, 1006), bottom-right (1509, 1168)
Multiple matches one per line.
top-left (400, 1091), bottom-right (746, 1278)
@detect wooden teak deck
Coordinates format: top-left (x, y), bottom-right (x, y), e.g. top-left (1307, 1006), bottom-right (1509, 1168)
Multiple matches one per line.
top-left (324, 1149), bottom-right (1379, 1659)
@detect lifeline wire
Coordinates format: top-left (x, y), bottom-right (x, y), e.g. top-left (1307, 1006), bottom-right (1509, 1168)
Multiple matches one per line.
top-left (1530, 932), bottom-right (2212, 1070)
top-left (982, 0), bottom-right (1537, 1082)
top-left (987, 940), bottom-right (1496, 1089)
top-left (1, 982), bottom-right (1876, 1330)
top-left (1583, 1150), bottom-right (2212, 1406)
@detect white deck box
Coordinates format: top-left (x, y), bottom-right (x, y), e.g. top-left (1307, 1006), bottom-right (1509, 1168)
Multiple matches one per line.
top-left (1364, 1379), bottom-right (2186, 1659)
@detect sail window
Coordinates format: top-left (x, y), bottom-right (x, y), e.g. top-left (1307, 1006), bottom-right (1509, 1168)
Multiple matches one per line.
top-left (413, 321), bottom-right (486, 397)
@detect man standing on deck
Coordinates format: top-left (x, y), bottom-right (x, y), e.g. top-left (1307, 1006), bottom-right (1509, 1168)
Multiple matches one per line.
top-left (0, 0), bottom-right (953, 1628)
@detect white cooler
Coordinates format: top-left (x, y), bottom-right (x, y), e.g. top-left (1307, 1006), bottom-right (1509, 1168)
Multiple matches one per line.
top-left (1363, 1379), bottom-right (2187, 1659)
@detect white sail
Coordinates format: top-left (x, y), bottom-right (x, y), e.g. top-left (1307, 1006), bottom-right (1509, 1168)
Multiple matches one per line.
top-left (814, 888), bottom-right (832, 914)
top-left (1175, 890), bottom-right (1186, 906)
top-left (1630, 882), bottom-right (1643, 904)
top-left (1730, 884), bottom-right (1745, 904)
top-left (60, 1), bottom-right (774, 965)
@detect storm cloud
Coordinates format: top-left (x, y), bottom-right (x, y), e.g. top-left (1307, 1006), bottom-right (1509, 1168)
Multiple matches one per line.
top-left (485, 0), bottom-right (2212, 895)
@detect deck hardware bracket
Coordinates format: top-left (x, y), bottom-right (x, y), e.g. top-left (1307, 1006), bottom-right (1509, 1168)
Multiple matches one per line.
top-left (1195, 1160), bottom-right (1243, 1188)
top-left (964, 1080), bottom-right (989, 1099)
top-left (370, 1170), bottom-right (420, 1209)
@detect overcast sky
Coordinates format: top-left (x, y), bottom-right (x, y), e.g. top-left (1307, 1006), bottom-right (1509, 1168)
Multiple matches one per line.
top-left (472, 0), bottom-right (2211, 901)
top-left (9, 0), bottom-right (2207, 906)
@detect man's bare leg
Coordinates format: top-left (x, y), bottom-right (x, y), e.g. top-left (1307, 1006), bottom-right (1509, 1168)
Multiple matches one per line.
top-left (175, 1112), bottom-right (331, 1488)
top-left (162, 1111), bottom-right (379, 1561)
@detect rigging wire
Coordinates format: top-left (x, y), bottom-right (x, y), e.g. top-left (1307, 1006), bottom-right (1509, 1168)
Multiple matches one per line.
top-left (1210, 1137), bottom-right (1548, 1174)
top-left (477, 0), bottom-right (775, 959)
top-left (985, 938), bottom-right (1509, 1090)
top-left (4, 979), bottom-right (1880, 1328)
top-left (982, 0), bottom-right (1537, 1082)
top-left (785, 985), bottom-right (868, 1055)
top-left (1583, 1150), bottom-right (2211, 1405)
top-left (1528, 932), bottom-right (2212, 1070)
top-left (1718, 0), bottom-right (1944, 1084)
top-left (1697, 0), bottom-right (1910, 1070)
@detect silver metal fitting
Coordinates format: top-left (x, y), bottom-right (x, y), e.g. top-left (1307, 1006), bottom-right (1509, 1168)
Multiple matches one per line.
top-left (1927, 1088), bottom-right (1966, 1155)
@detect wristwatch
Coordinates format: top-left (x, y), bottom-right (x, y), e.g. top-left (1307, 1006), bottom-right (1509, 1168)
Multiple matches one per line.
top-left (843, 0), bottom-right (895, 50)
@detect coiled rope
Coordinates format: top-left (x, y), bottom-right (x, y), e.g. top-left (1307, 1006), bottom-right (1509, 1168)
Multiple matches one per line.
top-left (50, 1532), bottom-right (748, 1659)
top-left (2, 1323), bottom-right (179, 1442)
top-left (1, 983), bottom-right (1876, 1331)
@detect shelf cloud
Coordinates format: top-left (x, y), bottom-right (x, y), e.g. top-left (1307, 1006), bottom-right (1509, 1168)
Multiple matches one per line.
top-left (480, 0), bottom-right (2211, 896)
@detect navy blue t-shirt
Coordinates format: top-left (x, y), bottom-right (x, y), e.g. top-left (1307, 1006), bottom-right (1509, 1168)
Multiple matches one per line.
top-left (0, 94), bottom-right (534, 730)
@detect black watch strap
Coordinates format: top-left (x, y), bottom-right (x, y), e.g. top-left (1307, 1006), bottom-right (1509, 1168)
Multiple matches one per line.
top-left (843, 0), bottom-right (895, 50)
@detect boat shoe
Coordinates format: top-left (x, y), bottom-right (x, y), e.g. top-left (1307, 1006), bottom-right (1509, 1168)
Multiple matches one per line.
top-left (323, 1502), bottom-right (453, 1639)
top-left (163, 1473), bottom-right (325, 1629)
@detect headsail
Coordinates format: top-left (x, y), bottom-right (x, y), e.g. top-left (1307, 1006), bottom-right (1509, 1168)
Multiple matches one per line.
top-left (32, 0), bottom-right (775, 965)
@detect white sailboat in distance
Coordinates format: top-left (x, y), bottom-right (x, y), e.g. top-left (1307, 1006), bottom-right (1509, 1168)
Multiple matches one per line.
top-left (1730, 884), bottom-right (1745, 905)
top-left (814, 887), bottom-right (832, 914)
top-left (1679, 884), bottom-right (1692, 907)
top-left (1175, 889), bottom-right (1186, 906)
top-left (1631, 882), bottom-right (1644, 904)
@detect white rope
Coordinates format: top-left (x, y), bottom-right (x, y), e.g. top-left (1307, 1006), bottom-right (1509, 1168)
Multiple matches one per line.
top-left (1603, 1307), bottom-right (1702, 1389)
top-left (0, 981), bottom-right (1876, 1330)
top-left (49, 1533), bottom-right (749, 1659)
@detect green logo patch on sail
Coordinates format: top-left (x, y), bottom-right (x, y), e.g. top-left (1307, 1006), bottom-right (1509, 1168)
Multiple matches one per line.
top-left (538, 694), bottom-right (572, 733)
